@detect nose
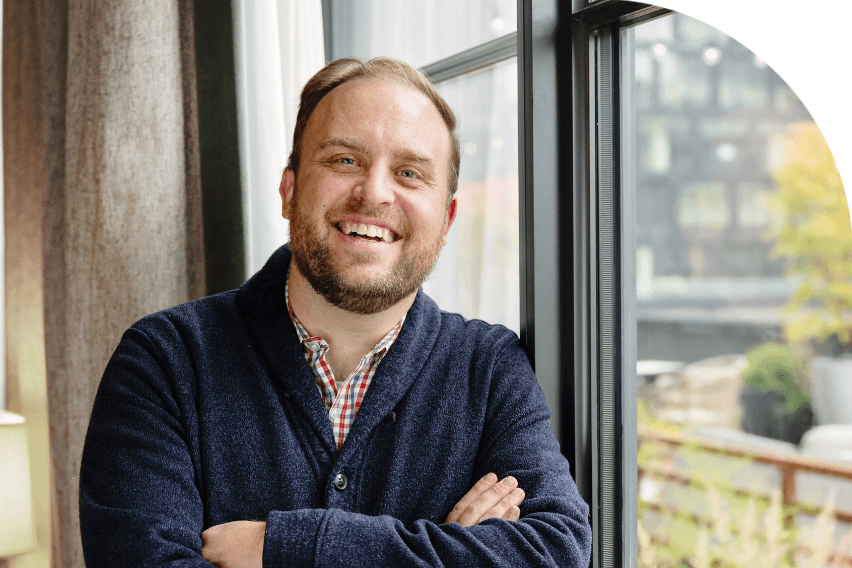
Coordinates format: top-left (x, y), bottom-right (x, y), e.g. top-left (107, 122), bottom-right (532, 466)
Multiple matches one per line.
top-left (353, 165), bottom-right (395, 206)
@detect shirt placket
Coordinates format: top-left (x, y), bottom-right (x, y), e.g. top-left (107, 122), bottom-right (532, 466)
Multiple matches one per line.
top-left (286, 274), bottom-right (402, 447)
top-left (328, 349), bottom-right (383, 447)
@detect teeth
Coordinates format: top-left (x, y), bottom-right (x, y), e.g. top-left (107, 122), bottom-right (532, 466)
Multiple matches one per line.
top-left (338, 221), bottom-right (396, 242)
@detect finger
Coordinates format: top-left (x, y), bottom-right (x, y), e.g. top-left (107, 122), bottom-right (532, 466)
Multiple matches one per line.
top-left (478, 487), bottom-right (525, 524)
top-left (504, 504), bottom-right (521, 522)
top-left (455, 476), bottom-right (518, 527)
top-left (446, 472), bottom-right (498, 523)
top-left (200, 529), bottom-right (216, 562)
top-left (200, 525), bottom-right (227, 562)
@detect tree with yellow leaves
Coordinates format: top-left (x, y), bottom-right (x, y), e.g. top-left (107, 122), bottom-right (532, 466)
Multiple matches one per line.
top-left (769, 122), bottom-right (852, 355)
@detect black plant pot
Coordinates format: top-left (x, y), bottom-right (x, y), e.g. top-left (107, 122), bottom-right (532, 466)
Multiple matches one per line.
top-left (739, 386), bottom-right (814, 445)
top-left (781, 404), bottom-right (814, 446)
top-left (740, 386), bottom-right (784, 439)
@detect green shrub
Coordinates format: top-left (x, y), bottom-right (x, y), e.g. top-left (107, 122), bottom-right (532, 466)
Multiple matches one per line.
top-left (741, 342), bottom-right (810, 414)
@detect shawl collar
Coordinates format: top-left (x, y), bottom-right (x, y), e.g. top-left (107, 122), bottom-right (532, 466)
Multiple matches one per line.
top-left (236, 245), bottom-right (442, 457)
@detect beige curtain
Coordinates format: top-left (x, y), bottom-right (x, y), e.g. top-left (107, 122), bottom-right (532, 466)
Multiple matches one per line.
top-left (3, 0), bottom-right (205, 566)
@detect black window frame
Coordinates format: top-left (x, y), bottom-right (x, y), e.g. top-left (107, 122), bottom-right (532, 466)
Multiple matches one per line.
top-left (571, 3), bottom-right (674, 568)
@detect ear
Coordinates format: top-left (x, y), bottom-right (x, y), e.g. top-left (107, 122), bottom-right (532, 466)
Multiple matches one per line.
top-left (279, 168), bottom-right (296, 220)
top-left (440, 197), bottom-right (458, 247)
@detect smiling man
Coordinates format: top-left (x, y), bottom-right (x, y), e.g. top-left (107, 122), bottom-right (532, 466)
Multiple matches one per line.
top-left (79, 58), bottom-right (591, 567)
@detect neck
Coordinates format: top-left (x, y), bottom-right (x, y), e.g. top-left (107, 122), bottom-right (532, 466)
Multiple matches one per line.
top-left (287, 263), bottom-right (413, 361)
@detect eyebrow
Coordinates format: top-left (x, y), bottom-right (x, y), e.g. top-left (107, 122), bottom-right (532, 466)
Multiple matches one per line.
top-left (316, 136), bottom-right (368, 154)
top-left (395, 150), bottom-right (436, 168)
top-left (316, 137), bottom-right (437, 170)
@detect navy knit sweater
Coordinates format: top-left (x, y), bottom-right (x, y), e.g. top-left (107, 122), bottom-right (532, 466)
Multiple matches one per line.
top-left (79, 246), bottom-right (592, 567)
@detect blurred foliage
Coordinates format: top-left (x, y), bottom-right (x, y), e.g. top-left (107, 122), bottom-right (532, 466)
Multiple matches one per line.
top-left (638, 408), bottom-right (774, 567)
top-left (768, 122), bottom-right (852, 353)
top-left (638, 430), bottom-right (852, 566)
top-left (638, 488), bottom-right (793, 568)
top-left (638, 408), bottom-right (852, 567)
top-left (638, 484), bottom-right (852, 568)
top-left (741, 342), bottom-right (810, 413)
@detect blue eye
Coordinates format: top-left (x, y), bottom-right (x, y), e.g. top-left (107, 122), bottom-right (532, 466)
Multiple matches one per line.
top-left (339, 157), bottom-right (355, 165)
top-left (399, 170), bottom-right (415, 178)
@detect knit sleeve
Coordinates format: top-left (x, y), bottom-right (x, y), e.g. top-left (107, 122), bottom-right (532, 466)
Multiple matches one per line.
top-left (262, 337), bottom-right (592, 567)
top-left (79, 326), bottom-right (211, 567)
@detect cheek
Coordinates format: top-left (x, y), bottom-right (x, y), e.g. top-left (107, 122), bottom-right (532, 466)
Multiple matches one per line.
top-left (410, 200), bottom-right (451, 234)
top-left (295, 189), bottom-right (331, 218)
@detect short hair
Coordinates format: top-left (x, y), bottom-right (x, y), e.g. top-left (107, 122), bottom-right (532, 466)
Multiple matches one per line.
top-left (287, 57), bottom-right (461, 200)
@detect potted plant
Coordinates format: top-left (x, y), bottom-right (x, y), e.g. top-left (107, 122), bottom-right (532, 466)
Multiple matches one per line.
top-left (739, 342), bottom-right (813, 444)
top-left (768, 122), bottom-right (852, 425)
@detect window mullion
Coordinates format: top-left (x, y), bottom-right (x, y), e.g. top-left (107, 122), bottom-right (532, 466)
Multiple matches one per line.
top-left (592, 22), bottom-right (637, 568)
top-left (518, 0), bottom-right (574, 448)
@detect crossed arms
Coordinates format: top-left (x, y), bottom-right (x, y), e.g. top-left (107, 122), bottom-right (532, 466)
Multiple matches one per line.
top-left (79, 307), bottom-right (592, 567)
top-left (201, 472), bottom-right (525, 567)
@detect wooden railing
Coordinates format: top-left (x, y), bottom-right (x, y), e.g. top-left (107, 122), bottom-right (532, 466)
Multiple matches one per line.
top-left (638, 426), bottom-right (852, 567)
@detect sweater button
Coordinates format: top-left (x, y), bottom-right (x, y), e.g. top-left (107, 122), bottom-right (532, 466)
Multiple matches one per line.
top-left (334, 472), bottom-right (348, 491)
top-left (385, 411), bottom-right (396, 424)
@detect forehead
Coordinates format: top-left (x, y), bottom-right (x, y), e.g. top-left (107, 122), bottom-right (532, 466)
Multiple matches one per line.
top-left (304, 78), bottom-right (452, 164)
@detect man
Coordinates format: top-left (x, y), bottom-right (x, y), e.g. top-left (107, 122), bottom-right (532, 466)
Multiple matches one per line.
top-left (80, 57), bottom-right (591, 567)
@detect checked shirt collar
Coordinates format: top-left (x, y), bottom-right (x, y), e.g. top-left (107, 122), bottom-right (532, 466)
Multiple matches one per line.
top-left (285, 268), bottom-right (405, 448)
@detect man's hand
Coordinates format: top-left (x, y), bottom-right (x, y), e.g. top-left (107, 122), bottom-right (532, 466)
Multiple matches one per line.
top-left (201, 520), bottom-right (265, 568)
top-left (445, 472), bottom-right (526, 526)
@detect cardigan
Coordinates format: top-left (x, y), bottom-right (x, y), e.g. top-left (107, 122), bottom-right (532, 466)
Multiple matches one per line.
top-left (79, 245), bottom-right (592, 567)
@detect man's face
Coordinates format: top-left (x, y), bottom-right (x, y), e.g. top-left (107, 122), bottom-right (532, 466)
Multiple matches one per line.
top-left (280, 78), bottom-right (457, 315)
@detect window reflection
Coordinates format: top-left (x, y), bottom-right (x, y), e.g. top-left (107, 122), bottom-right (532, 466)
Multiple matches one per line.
top-left (625, 13), bottom-right (852, 567)
top-left (329, 0), bottom-right (516, 68)
top-left (427, 59), bottom-right (520, 333)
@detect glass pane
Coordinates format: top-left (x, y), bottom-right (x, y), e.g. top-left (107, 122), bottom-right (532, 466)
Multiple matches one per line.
top-left (329, 0), bottom-right (517, 68)
top-left (424, 58), bottom-right (520, 334)
top-left (623, 13), bottom-right (852, 568)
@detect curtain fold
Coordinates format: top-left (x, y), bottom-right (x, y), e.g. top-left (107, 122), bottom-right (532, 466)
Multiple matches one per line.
top-left (4, 0), bottom-right (205, 565)
top-left (233, 0), bottom-right (324, 276)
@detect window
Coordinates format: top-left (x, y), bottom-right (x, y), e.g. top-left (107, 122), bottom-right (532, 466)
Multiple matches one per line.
top-left (324, 0), bottom-right (589, 560)
top-left (326, 0), bottom-right (516, 68)
top-left (575, 3), bottom-right (852, 567)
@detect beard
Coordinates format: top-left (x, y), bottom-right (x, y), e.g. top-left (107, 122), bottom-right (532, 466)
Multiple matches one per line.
top-left (288, 193), bottom-right (446, 315)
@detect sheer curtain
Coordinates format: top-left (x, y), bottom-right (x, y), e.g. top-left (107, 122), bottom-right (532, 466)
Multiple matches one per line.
top-left (233, 0), bottom-right (325, 276)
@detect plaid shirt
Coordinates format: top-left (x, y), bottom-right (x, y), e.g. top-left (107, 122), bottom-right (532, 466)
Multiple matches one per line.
top-left (285, 279), bottom-right (404, 449)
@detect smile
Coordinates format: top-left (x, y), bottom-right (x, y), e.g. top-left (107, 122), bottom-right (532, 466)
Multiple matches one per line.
top-left (337, 221), bottom-right (398, 243)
